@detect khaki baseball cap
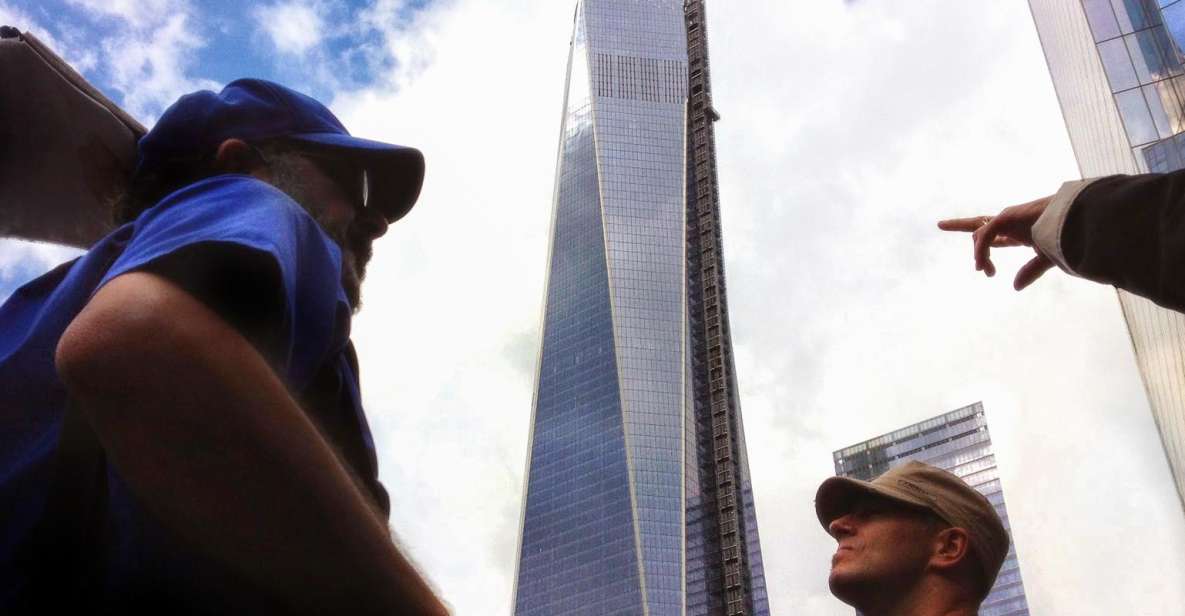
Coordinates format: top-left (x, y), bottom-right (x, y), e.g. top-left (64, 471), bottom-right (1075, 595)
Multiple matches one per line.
top-left (815, 460), bottom-right (1010, 592)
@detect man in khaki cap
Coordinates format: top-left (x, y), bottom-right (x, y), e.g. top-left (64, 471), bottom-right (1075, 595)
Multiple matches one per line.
top-left (814, 461), bottom-right (1010, 616)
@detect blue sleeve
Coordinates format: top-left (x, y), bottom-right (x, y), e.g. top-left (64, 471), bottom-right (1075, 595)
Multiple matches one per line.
top-left (98, 175), bottom-right (350, 390)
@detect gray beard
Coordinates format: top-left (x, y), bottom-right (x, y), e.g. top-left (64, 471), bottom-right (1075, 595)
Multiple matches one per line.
top-left (267, 157), bottom-right (369, 313)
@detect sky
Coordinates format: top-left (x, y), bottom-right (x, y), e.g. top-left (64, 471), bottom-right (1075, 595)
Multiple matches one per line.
top-left (2, 0), bottom-right (1185, 614)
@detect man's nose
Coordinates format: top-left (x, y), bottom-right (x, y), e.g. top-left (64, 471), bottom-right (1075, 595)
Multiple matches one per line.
top-left (828, 514), bottom-right (856, 538)
top-left (352, 207), bottom-right (389, 241)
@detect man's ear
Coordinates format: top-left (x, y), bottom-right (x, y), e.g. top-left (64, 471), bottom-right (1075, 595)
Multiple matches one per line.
top-left (213, 139), bottom-right (267, 177)
top-left (930, 526), bottom-right (972, 571)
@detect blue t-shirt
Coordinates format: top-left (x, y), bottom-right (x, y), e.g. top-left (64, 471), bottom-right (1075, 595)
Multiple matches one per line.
top-left (0, 175), bottom-right (387, 609)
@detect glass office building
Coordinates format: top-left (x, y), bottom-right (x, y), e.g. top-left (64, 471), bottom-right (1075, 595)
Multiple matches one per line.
top-left (511, 1), bottom-right (769, 614)
top-left (833, 403), bottom-right (1031, 616)
top-left (1028, 0), bottom-right (1185, 510)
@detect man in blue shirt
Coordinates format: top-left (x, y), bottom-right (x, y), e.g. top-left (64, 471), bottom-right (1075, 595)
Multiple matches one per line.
top-left (1, 79), bottom-right (448, 614)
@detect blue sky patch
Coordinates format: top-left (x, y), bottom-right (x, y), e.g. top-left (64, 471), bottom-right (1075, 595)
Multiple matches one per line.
top-left (3, 0), bottom-right (435, 122)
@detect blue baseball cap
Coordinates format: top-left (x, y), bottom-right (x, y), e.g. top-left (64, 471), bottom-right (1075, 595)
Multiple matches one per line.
top-left (135, 78), bottom-right (425, 222)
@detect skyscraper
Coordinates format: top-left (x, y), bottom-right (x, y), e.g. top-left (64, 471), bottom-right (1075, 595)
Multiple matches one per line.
top-left (511, 2), bottom-right (769, 614)
top-left (832, 403), bottom-right (1031, 616)
top-left (1028, 0), bottom-right (1185, 510)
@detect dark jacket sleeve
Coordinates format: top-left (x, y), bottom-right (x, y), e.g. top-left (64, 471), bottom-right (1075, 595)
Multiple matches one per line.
top-left (1063, 170), bottom-right (1185, 312)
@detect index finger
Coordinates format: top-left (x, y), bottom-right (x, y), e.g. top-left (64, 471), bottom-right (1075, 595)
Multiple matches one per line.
top-left (937, 217), bottom-right (989, 232)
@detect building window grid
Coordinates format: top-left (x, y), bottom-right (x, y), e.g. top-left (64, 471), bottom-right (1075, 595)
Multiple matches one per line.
top-left (1083, 0), bottom-right (1185, 152)
top-left (834, 404), bottom-right (983, 461)
top-left (591, 7), bottom-right (692, 612)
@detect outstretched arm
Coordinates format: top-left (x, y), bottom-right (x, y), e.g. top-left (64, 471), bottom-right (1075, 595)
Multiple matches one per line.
top-left (939, 170), bottom-right (1185, 312)
top-left (55, 270), bottom-right (448, 615)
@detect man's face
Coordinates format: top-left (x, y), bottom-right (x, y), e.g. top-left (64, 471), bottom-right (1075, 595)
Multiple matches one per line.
top-left (826, 494), bottom-right (941, 608)
top-left (266, 150), bottom-right (388, 311)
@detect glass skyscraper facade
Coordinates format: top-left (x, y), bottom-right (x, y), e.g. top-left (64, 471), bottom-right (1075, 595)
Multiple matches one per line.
top-left (833, 403), bottom-right (1030, 616)
top-left (511, 2), bottom-right (769, 614)
top-left (1028, 0), bottom-right (1185, 511)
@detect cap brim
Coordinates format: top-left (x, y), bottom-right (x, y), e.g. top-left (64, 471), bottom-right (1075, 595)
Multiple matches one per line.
top-left (814, 476), bottom-right (932, 532)
top-left (289, 132), bottom-right (425, 223)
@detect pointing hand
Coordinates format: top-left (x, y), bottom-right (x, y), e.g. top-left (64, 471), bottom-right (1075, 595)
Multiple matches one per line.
top-left (937, 195), bottom-right (1056, 291)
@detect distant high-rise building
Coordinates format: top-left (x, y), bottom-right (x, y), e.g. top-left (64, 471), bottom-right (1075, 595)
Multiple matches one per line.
top-left (833, 402), bottom-right (1031, 616)
top-left (510, 1), bottom-right (769, 614)
top-left (1028, 0), bottom-right (1185, 510)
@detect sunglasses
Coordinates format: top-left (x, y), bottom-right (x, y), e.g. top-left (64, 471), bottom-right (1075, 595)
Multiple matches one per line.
top-left (255, 141), bottom-right (369, 210)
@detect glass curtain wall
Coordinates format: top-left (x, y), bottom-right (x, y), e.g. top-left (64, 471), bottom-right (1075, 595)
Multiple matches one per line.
top-left (514, 2), bottom-right (704, 614)
top-left (585, 2), bottom-right (690, 612)
top-left (1082, 0), bottom-right (1185, 169)
top-left (512, 5), bottom-right (642, 613)
top-left (1070, 0), bottom-right (1185, 510)
top-left (833, 403), bottom-right (1032, 616)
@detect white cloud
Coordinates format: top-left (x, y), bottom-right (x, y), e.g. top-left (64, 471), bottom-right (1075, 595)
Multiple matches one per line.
top-left (0, 239), bottom-right (83, 302)
top-left (331, 0), bottom-right (1185, 614)
top-left (252, 0), bottom-right (324, 56)
top-left (66, 0), bottom-right (174, 22)
top-left (38, 0), bottom-right (218, 123)
top-left (245, 0), bottom-right (418, 97)
top-left (354, 0), bottom-right (447, 87)
top-left (100, 11), bottom-right (219, 123)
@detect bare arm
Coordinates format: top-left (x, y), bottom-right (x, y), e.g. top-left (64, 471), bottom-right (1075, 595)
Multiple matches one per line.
top-left (55, 271), bottom-right (448, 615)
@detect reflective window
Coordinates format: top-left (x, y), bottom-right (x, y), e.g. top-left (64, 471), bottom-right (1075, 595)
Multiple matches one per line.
top-left (1127, 29), bottom-right (1170, 82)
top-left (1113, 0), bottom-right (1151, 33)
top-left (1085, 0), bottom-right (1122, 41)
top-left (1145, 81), bottom-right (1184, 136)
top-left (1165, 2), bottom-right (1185, 57)
top-left (1116, 87), bottom-right (1161, 143)
top-left (1150, 26), bottom-right (1185, 78)
top-left (1100, 38), bottom-right (1139, 91)
top-left (1141, 138), bottom-right (1179, 171)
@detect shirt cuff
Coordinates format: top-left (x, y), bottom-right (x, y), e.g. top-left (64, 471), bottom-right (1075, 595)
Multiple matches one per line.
top-left (1032, 178), bottom-right (1098, 277)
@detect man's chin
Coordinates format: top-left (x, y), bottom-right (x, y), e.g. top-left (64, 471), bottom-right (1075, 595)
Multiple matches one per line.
top-left (828, 570), bottom-right (865, 608)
